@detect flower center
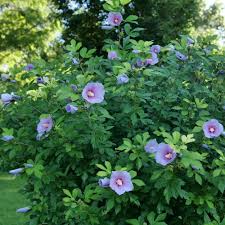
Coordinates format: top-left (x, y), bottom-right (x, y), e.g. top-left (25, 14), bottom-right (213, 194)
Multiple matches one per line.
top-left (87, 90), bottom-right (95, 97)
top-left (209, 127), bottom-right (215, 133)
top-left (114, 18), bottom-right (119, 23)
top-left (165, 152), bottom-right (172, 159)
top-left (116, 179), bottom-right (123, 186)
top-left (42, 123), bottom-right (49, 128)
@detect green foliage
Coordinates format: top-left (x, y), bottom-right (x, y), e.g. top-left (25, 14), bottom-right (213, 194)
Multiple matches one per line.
top-left (0, 7), bottom-right (225, 225)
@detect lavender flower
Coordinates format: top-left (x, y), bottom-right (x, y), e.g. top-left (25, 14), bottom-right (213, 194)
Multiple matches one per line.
top-left (145, 139), bottom-right (158, 153)
top-left (37, 77), bottom-right (45, 84)
top-left (16, 207), bottom-right (31, 213)
top-left (82, 82), bottom-right (105, 104)
top-left (108, 51), bottom-right (118, 60)
top-left (175, 51), bottom-right (188, 61)
top-left (107, 12), bottom-right (123, 26)
top-left (24, 163), bottom-right (33, 168)
top-left (24, 64), bottom-right (34, 71)
top-left (65, 104), bottom-right (78, 114)
top-left (155, 143), bottom-right (177, 166)
top-left (145, 53), bottom-right (159, 66)
top-left (101, 25), bottom-right (113, 30)
top-left (203, 119), bottom-right (224, 138)
top-left (202, 144), bottom-right (210, 150)
top-left (37, 117), bottom-right (53, 134)
top-left (132, 49), bottom-right (140, 54)
top-left (72, 58), bottom-right (79, 65)
top-left (1, 74), bottom-right (10, 81)
top-left (98, 178), bottom-right (110, 187)
top-left (109, 171), bottom-right (134, 195)
top-left (136, 58), bottom-right (145, 68)
top-left (1, 135), bottom-right (14, 141)
top-left (117, 74), bottom-right (129, 84)
top-left (1, 93), bottom-right (13, 105)
top-left (9, 168), bottom-right (24, 175)
top-left (150, 45), bottom-right (161, 54)
top-left (187, 37), bottom-right (194, 45)
top-left (71, 84), bottom-right (78, 92)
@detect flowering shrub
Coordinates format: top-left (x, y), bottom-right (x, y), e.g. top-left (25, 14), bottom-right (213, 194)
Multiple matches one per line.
top-left (0, 1), bottom-right (225, 224)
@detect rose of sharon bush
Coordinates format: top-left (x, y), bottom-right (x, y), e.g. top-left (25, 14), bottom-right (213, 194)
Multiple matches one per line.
top-left (0, 2), bottom-right (225, 225)
top-left (203, 119), bottom-right (224, 138)
top-left (107, 12), bottom-right (123, 26)
top-left (109, 171), bottom-right (134, 195)
top-left (155, 143), bottom-right (177, 166)
top-left (82, 82), bottom-right (105, 104)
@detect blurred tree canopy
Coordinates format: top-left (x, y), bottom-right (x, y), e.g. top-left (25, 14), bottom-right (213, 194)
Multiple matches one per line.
top-left (0, 0), bottom-right (62, 67)
top-left (54, 0), bottom-right (224, 50)
top-left (0, 0), bottom-right (224, 68)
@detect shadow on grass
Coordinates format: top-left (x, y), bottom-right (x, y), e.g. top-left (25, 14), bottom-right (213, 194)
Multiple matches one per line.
top-left (0, 172), bottom-right (28, 225)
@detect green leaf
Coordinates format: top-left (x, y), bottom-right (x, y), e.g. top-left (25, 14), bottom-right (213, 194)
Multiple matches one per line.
top-left (97, 171), bottom-right (108, 177)
top-left (125, 15), bottom-right (138, 23)
top-left (96, 164), bottom-right (107, 171)
top-left (132, 179), bottom-right (145, 186)
top-left (63, 189), bottom-right (72, 198)
top-left (120, 0), bottom-right (131, 5)
top-left (129, 153), bottom-right (137, 161)
top-left (80, 47), bottom-right (88, 58)
top-left (126, 219), bottom-right (140, 225)
top-left (105, 198), bottom-right (114, 213)
top-left (195, 174), bottom-right (202, 185)
top-left (105, 161), bottom-right (112, 171)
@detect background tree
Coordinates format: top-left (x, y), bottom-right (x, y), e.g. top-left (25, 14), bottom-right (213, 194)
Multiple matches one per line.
top-left (0, 0), bottom-right (62, 67)
top-left (54, 0), bottom-right (224, 50)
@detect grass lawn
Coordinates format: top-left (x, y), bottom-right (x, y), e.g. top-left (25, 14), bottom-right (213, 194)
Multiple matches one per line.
top-left (0, 172), bottom-right (28, 225)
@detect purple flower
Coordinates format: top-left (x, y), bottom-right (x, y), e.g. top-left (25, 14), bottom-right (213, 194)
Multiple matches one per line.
top-left (107, 12), bottom-right (123, 26)
top-left (202, 144), bottom-right (210, 150)
top-left (98, 178), bottom-right (110, 187)
top-left (132, 49), bottom-right (140, 54)
top-left (108, 51), bottom-right (118, 60)
top-left (37, 117), bottom-right (53, 134)
top-left (109, 171), bottom-right (134, 195)
top-left (1, 93), bottom-right (13, 105)
top-left (71, 84), bottom-right (78, 92)
top-left (150, 45), bottom-right (161, 54)
top-left (37, 77), bottom-right (45, 84)
top-left (187, 37), bottom-right (194, 45)
top-left (155, 143), bottom-right (177, 166)
top-left (24, 163), bottom-right (33, 168)
top-left (136, 58), bottom-right (145, 68)
top-left (1, 135), bottom-right (14, 141)
top-left (24, 64), bottom-right (34, 71)
top-left (9, 168), bottom-right (24, 175)
top-left (72, 58), bottom-right (79, 65)
top-left (101, 25), bottom-right (113, 30)
top-left (145, 53), bottom-right (159, 66)
top-left (145, 139), bottom-right (158, 153)
top-left (65, 104), bottom-right (78, 114)
top-left (175, 51), bottom-right (188, 61)
top-left (82, 82), bottom-right (105, 104)
top-left (117, 74), bottom-right (129, 84)
top-left (16, 207), bottom-right (31, 213)
top-left (203, 119), bottom-right (224, 138)
top-left (1, 74), bottom-right (10, 81)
